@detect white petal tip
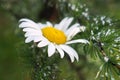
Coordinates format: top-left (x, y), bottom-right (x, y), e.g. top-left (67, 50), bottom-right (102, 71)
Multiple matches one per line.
top-left (37, 45), bottom-right (42, 48)
top-left (48, 54), bottom-right (52, 57)
top-left (19, 18), bottom-right (29, 22)
top-left (48, 52), bottom-right (55, 57)
top-left (85, 40), bottom-right (90, 44)
top-left (25, 40), bottom-right (30, 43)
top-left (76, 59), bottom-right (79, 62)
top-left (61, 56), bottom-right (64, 58)
top-left (48, 43), bottom-right (56, 57)
top-left (71, 60), bottom-right (74, 63)
top-left (71, 58), bottom-right (79, 62)
top-left (80, 26), bottom-right (86, 32)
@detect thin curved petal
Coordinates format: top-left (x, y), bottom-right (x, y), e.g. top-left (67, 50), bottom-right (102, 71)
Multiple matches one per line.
top-left (37, 23), bottom-right (47, 29)
top-left (34, 36), bottom-right (42, 42)
top-left (56, 17), bottom-right (73, 31)
top-left (24, 32), bottom-right (41, 37)
top-left (62, 17), bottom-right (73, 31)
top-left (48, 43), bottom-right (56, 57)
top-left (46, 21), bottom-right (53, 26)
top-left (54, 24), bottom-right (59, 29)
top-left (60, 45), bottom-right (79, 62)
top-left (65, 23), bottom-right (80, 36)
top-left (19, 18), bottom-right (35, 23)
top-left (66, 39), bottom-right (89, 44)
top-left (67, 27), bottom-right (80, 40)
top-left (19, 18), bottom-right (39, 29)
top-left (25, 37), bottom-right (33, 43)
top-left (37, 39), bottom-right (49, 47)
top-left (55, 17), bottom-right (68, 29)
top-left (19, 22), bottom-right (37, 29)
top-left (23, 28), bottom-right (40, 32)
top-left (56, 45), bottom-right (64, 58)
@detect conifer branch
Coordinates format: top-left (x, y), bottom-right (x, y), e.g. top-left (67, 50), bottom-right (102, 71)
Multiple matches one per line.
top-left (97, 41), bottom-right (120, 70)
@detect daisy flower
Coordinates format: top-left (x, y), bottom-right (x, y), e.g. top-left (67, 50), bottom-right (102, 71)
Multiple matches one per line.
top-left (19, 17), bottom-right (89, 62)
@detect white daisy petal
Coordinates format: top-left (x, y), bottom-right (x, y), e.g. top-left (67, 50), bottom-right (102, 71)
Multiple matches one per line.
top-left (56, 45), bottom-right (64, 58)
top-left (46, 21), bottom-right (53, 26)
top-left (19, 19), bottom-right (39, 29)
top-left (23, 28), bottom-right (38, 32)
top-left (62, 17), bottom-right (73, 31)
top-left (25, 37), bottom-right (33, 43)
top-left (48, 43), bottom-right (56, 57)
top-left (24, 32), bottom-right (41, 37)
top-left (37, 23), bottom-right (47, 29)
top-left (56, 17), bottom-right (73, 31)
top-left (65, 23), bottom-right (80, 35)
top-left (20, 23), bottom-right (39, 30)
top-left (19, 22), bottom-right (35, 28)
top-left (19, 18), bottom-right (35, 23)
top-left (54, 24), bottom-right (59, 29)
top-left (60, 45), bottom-right (79, 62)
top-left (34, 36), bottom-right (42, 42)
top-left (67, 27), bottom-right (80, 40)
top-left (66, 39), bottom-right (89, 44)
top-left (55, 17), bottom-right (68, 29)
top-left (37, 40), bottom-right (49, 47)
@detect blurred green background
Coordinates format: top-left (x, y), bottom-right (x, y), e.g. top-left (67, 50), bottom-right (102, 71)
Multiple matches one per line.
top-left (0, 0), bottom-right (120, 80)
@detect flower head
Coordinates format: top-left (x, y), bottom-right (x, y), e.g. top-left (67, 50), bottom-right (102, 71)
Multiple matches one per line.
top-left (19, 17), bottom-right (89, 62)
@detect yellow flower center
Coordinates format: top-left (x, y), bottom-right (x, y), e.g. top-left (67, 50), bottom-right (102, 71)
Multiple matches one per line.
top-left (41, 27), bottom-right (67, 44)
